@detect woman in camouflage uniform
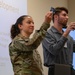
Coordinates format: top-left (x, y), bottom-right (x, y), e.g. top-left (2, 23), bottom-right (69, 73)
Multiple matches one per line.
top-left (9, 11), bottom-right (52, 75)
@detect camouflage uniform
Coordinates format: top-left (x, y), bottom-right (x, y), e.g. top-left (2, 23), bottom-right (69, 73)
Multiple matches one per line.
top-left (9, 22), bottom-right (50, 75)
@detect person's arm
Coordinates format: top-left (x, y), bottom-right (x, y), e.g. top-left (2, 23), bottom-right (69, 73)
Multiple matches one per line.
top-left (42, 32), bottom-right (68, 56)
top-left (63, 22), bottom-right (75, 52)
top-left (9, 22), bottom-right (50, 52)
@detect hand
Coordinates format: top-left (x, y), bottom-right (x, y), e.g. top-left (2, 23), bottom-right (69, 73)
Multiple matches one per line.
top-left (44, 11), bottom-right (53, 24)
top-left (67, 22), bottom-right (75, 31)
top-left (63, 22), bottom-right (75, 37)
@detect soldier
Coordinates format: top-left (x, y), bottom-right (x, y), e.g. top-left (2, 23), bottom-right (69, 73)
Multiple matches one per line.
top-left (9, 11), bottom-right (52, 75)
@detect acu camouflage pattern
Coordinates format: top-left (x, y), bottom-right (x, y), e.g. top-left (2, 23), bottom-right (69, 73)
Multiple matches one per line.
top-left (9, 22), bottom-right (50, 75)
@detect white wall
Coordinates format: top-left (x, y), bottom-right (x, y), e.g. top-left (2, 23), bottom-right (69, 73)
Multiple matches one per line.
top-left (68, 0), bottom-right (75, 22)
top-left (27, 0), bottom-right (68, 75)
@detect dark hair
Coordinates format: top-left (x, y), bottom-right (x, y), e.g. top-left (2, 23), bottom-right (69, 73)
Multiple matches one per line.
top-left (52, 7), bottom-right (68, 22)
top-left (10, 15), bottom-right (30, 39)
